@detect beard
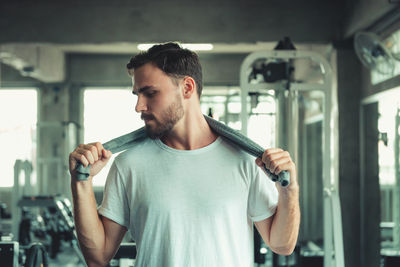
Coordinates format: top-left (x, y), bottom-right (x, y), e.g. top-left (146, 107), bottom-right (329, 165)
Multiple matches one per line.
top-left (143, 97), bottom-right (184, 139)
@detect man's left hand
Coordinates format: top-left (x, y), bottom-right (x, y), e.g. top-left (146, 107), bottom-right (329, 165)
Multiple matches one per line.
top-left (255, 148), bottom-right (298, 190)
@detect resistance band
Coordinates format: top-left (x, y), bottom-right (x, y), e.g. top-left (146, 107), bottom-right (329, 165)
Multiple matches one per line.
top-left (75, 115), bottom-right (290, 187)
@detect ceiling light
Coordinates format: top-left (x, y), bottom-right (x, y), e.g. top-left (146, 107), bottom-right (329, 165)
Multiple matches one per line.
top-left (137, 43), bottom-right (213, 51)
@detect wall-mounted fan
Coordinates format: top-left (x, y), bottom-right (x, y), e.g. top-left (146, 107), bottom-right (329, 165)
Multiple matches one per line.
top-left (354, 31), bottom-right (399, 75)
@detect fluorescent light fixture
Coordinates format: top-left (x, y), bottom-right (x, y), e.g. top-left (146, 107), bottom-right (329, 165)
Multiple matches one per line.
top-left (137, 43), bottom-right (213, 51)
top-left (182, 43), bottom-right (214, 51)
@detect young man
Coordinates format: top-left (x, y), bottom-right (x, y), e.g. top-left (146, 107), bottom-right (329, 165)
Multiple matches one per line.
top-left (69, 43), bottom-right (300, 267)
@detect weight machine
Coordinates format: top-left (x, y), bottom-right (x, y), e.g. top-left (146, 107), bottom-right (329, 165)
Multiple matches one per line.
top-left (12, 160), bottom-right (34, 240)
top-left (240, 46), bottom-right (345, 267)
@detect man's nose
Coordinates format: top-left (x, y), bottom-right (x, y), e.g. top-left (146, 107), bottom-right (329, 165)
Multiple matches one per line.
top-left (135, 96), bottom-right (147, 113)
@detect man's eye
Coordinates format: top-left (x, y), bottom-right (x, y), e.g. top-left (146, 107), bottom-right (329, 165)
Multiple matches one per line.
top-left (145, 91), bottom-right (157, 97)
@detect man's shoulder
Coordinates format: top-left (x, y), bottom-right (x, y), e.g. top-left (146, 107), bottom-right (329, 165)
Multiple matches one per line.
top-left (218, 137), bottom-right (255, 162)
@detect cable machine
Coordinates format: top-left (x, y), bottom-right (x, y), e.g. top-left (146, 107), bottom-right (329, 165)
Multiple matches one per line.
top-left (240, 45), bottom-right (345, 267)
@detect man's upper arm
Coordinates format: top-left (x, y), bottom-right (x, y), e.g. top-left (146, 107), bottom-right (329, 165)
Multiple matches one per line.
top-left (101, 215), bottom-right (128, 262)
top-left (254, 215), bottom-right (274, 248)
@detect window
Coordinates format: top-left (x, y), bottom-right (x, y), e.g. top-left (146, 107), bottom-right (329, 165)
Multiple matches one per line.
top-left (0, 89), bottom-right (37, 187)
top-left (83, 88), bottom-right (141, 187)
top-left (200, 86), bottom-right (276, 148)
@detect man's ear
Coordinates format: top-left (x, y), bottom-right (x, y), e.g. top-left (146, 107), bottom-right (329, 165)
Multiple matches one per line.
top-left (182, 76), bottom-right (197, 99)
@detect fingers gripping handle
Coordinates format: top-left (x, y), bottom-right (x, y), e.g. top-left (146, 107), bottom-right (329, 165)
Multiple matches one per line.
top-left (75, 163), bottom-right (91, 181)
top-left (73, 127), bottom-right (147, 181)
top-left (203, 115), bottom-right (291, 187)
top-left (263, 167), bottom-right (290, 187)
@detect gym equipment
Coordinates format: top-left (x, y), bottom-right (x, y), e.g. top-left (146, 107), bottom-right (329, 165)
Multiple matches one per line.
top-left (393, 107), bottom-right (400, 249)
top-left (24, 242), bottom-right (49, 267)
top-left (240, 49), bottom-right (344, 267)
top-left (253, 226), bottom-right (268, 264)
top-left (36, 121), bottom-right (79, 196)
top-left (74, 115), bottom-right (291, 187)
top-left (381, 255), bottom-right (400, 267)
top-left (0, 241), bottom-right (19, 267)
top-left (18, 195), bottom-right (86, 265)
top-left (0, 203), bottom-right (11, 219)
top-left (0, 241), bottom-right (53, 267)
top-left (12, 160), bottom-right (34, 239)
top-left (0, 202), bottom-right (12, 239)
top-left (273, 245), bottom-right (300, 266)
top-left (108, 242), bottom-right (137, 267)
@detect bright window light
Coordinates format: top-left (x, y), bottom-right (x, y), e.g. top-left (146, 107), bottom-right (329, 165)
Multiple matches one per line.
top-left (83, 88), bottom-right (143, 187)
top-left (200, 87), bottom-right (275, 149)
top-left (0, 89), bottom-right (37, 187)
top-left (137, 43), bottom-right (214, 51)
top-left (377, 88), bottom-right (400, 185)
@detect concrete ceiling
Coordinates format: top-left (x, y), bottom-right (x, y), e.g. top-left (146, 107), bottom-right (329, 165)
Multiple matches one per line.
top-left (0, 0), bottom-right (398, 83)
top-left (0, 0), bottom-right (398, 52)
top-left (0, 0), bottom-right (345, 45)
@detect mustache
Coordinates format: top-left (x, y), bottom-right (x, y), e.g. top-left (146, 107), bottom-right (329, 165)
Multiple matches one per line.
top-left (141, 113), bottom-right (155, 121)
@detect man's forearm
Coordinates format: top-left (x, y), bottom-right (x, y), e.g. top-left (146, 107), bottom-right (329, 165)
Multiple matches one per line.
top-left (269, 185), bottom-right (300, 254)
top-left (71, 178), bottom-right (107, 265)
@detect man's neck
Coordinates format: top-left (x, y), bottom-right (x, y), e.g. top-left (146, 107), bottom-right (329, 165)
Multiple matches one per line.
top-left (160, 111), bottom-right (218, 150)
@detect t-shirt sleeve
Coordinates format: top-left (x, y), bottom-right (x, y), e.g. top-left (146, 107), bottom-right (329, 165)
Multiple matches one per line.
top-left (247, 164), bottom-right (279, 222)
top-left (97, 161), bottom-right (130, 228)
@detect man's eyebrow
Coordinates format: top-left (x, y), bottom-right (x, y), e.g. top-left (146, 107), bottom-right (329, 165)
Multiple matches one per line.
top-left (132, 86), bottom-right (153, 95)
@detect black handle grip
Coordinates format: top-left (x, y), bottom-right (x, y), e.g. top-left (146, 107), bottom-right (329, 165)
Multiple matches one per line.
top-left (263, 167), bottom-right (290, 187)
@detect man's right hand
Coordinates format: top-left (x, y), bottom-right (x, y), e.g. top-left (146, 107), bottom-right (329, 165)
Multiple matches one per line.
top-left (69, 142), bottom-right (112, 179)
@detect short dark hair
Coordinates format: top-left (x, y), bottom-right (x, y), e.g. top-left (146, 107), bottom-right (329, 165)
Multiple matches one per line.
top-left (127, 42), bottom-right (203, 98)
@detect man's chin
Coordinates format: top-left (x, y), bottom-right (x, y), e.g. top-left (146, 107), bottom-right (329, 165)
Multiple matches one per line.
top-left (145, 125), bottom-right (161, 139)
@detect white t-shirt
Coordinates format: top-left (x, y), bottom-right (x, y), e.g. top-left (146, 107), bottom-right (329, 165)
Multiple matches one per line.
top-left (98, 137), bottom-right (278, 267)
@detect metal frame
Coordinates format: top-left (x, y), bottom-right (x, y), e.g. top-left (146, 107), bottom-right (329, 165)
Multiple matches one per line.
top-left (240, 50), bottom-right (345, 267)
top-left (36, 121), bottom-right (79, 196)
top-left (395, 107), bottom-right (400, 248)
top-left (0, 241), bottom-right (19, 267)
top-left (11, 160), bottom-right (33, 239)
